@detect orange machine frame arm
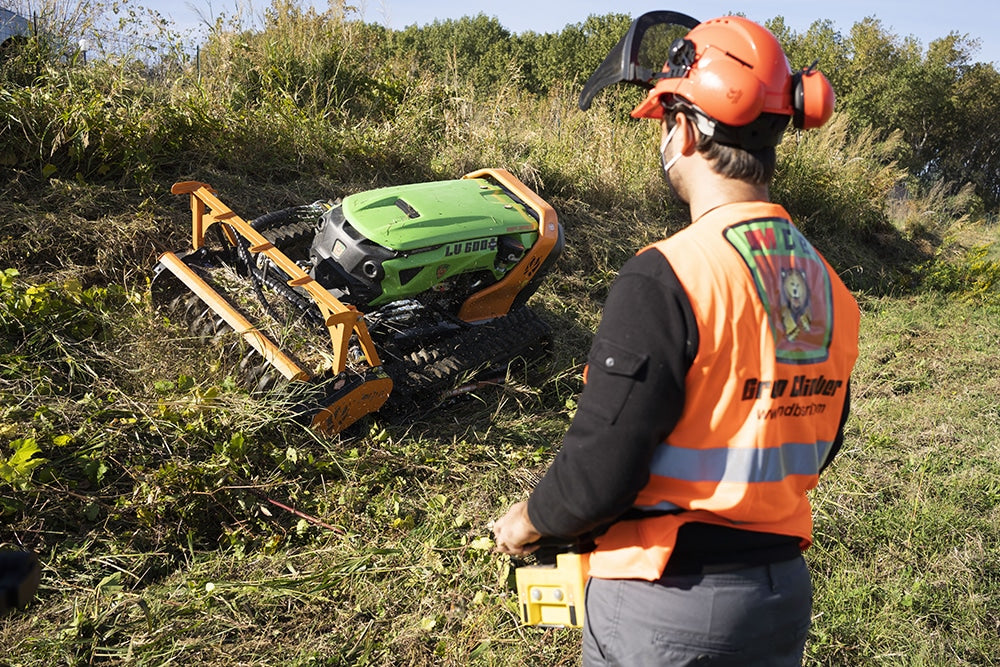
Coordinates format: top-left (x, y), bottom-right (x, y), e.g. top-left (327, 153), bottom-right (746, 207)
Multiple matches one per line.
top-left (169, 181), bottom-right (382, 375)
top-left (457, 168), bottom-right (560, 322)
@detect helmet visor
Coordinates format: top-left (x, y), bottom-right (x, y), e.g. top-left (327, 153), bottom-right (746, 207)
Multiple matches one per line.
top-left (578, 10), bottom-right (699, 111)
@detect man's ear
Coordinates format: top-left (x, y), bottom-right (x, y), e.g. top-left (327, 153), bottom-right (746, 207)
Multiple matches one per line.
top-left (674, 112), bottom-right (698, 156)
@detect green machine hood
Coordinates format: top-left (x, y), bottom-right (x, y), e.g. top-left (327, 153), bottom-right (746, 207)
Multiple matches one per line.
top-left (341, 178), bottom-right (539, 251)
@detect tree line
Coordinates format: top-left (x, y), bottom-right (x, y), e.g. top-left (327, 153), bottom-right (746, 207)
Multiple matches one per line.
top-left (389, 12), bottom-right (1000, 208)
top-left (4, 3), bottom-right (998, 209)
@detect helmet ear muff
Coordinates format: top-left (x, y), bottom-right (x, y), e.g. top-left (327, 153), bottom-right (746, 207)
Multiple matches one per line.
top-left (687, 53), bottom-right (766, 127)
top-left (792, 66), bottom-right (835, 129)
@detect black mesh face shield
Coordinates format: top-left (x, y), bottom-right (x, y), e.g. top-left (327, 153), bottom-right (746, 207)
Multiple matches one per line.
top-left (578, 11), bottom-right (700, 112)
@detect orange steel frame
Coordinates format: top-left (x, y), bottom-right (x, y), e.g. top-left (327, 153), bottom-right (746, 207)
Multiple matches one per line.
top-left (457, 168), bottom-right (561, 322)
top-left (161, 181), bottom-right (382, 380)
top-left (458, 169), bottom-right (559, 322)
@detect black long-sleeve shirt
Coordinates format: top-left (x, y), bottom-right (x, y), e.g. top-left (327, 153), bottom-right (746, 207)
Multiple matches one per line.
top-left (526, 247), bottom-right (849, 572)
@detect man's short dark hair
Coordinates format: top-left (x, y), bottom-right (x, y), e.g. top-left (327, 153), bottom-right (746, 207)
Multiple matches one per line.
top-left (664, 104), bottom-right (779, 185)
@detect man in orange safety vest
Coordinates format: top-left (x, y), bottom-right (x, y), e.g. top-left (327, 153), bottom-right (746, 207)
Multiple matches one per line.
top-left (492, 13), bottom-right (860, 666)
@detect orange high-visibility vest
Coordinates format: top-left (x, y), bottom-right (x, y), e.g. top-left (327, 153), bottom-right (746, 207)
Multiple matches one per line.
top-left (588, 202), bottom-right (860, 581)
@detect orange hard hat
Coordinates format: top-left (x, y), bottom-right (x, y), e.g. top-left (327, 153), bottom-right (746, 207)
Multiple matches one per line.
top-left (631, 16), bottom-right (834, 143)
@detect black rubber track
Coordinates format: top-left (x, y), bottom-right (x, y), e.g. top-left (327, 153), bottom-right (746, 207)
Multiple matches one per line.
top-left (382, 306), bottom-right (552, 398)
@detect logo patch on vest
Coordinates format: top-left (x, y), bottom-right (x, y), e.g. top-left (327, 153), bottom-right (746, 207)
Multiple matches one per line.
top-left (724, 218), bottom-right (834, 364)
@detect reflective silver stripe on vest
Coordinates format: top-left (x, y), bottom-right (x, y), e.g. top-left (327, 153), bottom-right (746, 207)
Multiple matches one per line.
top-left (647, 440), bottom-right (835, 483)
top-left (634, 499), bottom-right (684, 512)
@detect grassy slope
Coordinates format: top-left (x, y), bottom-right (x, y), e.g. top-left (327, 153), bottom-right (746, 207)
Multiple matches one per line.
top-left (2, 30), bottom-right (1000, 667)
top-left (2, 178), bottom-right (998, 665)
top-left (808, 292), bottom-right (1000, 664)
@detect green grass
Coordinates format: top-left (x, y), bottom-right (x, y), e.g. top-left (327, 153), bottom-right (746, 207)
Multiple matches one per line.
top-left (806, 293), bottom-right (1000, 665)
top-left (3, 201), bottom-right (998, 665)
top-left (3, 2), bottom-right (1000, 664)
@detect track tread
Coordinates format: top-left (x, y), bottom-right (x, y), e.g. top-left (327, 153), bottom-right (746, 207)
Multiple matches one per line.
top-left (384, 307), bottom-right (551, 398)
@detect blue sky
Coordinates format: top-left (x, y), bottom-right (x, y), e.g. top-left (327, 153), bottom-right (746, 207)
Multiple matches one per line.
top-left (146, 1), bottom-right (1000, 65)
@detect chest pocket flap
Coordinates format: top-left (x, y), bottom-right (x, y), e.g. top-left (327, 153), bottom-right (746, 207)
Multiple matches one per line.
top-left (581, 338), bottom-right (649, 424)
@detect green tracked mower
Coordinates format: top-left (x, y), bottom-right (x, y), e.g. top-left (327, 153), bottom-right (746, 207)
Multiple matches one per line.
top-left (151, 168), bottom-right (564, 434)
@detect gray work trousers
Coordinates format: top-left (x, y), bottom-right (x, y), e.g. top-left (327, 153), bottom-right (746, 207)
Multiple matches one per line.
top-left (582, 556), bottom-right (812, 666)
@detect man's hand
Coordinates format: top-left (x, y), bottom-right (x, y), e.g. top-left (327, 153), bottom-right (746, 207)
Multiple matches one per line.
top-left (491, 500), bottom-right (542, 555)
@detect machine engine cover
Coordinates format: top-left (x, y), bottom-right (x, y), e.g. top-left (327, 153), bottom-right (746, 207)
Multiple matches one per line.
top-left (310, 177), bottom-right (540, 307)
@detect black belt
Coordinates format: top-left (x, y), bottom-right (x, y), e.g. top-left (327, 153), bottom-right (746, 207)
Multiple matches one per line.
top-left (658, 541), bottom-right (802, 577)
